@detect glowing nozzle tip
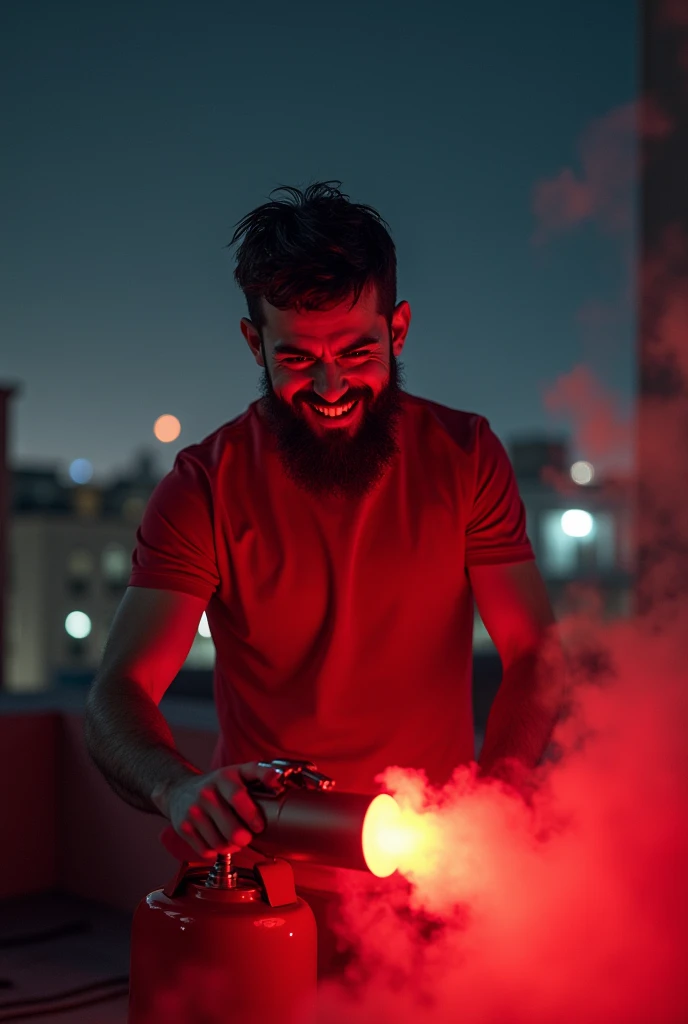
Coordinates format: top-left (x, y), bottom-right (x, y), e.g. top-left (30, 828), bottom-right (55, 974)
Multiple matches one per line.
top-left (362, 794), bottom-right (405, 877)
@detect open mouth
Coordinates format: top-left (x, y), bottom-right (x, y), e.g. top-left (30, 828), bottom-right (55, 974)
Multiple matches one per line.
top-left (308, 399), bottom-right (360, 420)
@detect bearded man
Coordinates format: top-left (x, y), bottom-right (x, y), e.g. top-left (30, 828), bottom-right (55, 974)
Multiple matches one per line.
top-left (85, 181), bottom-right (563, 977)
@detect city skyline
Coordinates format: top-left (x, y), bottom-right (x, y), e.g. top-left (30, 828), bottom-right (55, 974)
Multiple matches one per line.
top-left (2, 1), bottom-right (637, 481)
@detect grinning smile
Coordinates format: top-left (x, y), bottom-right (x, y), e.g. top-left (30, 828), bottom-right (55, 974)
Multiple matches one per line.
top-left (307, 399), bottom-right (360, 420)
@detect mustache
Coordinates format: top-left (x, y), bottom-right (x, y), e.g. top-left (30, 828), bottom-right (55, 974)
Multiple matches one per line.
top-left (298, 394), bottom-right (366, 408)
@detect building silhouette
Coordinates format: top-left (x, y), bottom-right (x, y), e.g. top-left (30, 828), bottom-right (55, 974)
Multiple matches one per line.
top-left (507, 437), bottom-right (634, 622)
top-left (6, 448), bottom-right (216, 692)
top-left (4, 433), bottom-right (635, 693)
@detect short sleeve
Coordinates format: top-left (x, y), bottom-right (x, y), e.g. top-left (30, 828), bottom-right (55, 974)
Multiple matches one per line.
top-left (128, 450), bottom-right (221, 601)
top-left (465, 418), bottom-right (535, 567)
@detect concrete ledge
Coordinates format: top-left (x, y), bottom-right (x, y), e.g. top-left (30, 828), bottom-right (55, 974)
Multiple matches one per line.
top-left (0, 690), bottom-right (219, 730)
top-left (0, 696), bottom-right (218, 912)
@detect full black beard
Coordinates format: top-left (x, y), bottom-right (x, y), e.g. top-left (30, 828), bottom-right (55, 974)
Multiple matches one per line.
top-left (257, 348), bottom-right (407, 500)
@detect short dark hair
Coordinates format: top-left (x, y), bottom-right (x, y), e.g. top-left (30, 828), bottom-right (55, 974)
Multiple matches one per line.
top-left (228, 180), bottom-right (397, 337)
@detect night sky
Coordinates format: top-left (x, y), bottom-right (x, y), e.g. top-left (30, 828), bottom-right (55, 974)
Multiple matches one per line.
top-left (1, 0), bottom-right (637, 483)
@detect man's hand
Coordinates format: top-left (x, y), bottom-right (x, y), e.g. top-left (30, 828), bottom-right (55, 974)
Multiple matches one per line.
top-left (153, 762), bottom-right (277, 860)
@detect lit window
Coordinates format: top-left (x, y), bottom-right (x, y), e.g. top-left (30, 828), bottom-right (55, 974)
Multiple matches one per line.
top-left (65, 611), bottom-right (92, 639)
top-left (541, 509), bottom-right (617, 577)
top-left (102, 543), bottom-right (129, 585)
top-left (541, 511), bottom-right (587, 576)
top-left (561, 510), bottom-right (593, 538)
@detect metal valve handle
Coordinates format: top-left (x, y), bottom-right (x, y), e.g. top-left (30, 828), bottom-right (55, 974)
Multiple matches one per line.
top-left (255, 758), bottom-right (336, 795)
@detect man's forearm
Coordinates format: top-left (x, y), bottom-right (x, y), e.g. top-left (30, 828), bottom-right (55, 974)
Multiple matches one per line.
top-left (478, 640), bottom-right (566, 779)
top-left (84, 677), bottom-right (201, 815)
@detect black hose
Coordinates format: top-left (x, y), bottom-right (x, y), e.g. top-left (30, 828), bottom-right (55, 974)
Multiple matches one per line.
top-left (0, 976), bottom-right (129, 1021)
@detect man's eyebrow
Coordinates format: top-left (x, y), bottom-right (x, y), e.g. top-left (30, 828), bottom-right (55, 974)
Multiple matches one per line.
top-left (273, 336), bottom-right (381, 356)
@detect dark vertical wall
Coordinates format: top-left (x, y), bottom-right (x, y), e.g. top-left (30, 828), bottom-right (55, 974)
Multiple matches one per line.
top-left (0, 385), bottom-right (21, 691)
top-left (636, 3), bottom-right (688, 617)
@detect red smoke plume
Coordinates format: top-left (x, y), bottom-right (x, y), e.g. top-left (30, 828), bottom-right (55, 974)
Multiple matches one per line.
top-left (316, 85), bottom-right (688, 1024)
top-left (531, 100), bottom-right (671, 243)
top-left (541, 364), bottom-right (633, 482)
top-left (318, 607), bottom-right (688, 1023)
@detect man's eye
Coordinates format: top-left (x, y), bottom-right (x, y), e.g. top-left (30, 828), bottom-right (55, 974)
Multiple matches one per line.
top-left (282, 351), bottom-right (370, 365)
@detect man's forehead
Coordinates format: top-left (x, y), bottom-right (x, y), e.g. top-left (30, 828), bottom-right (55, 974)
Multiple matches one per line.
top-left (262, 295), bottom-right (383, 344)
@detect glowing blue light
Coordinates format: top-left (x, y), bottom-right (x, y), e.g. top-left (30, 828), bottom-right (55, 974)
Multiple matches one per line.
top-left (69, 459), bottom-right (93, 485)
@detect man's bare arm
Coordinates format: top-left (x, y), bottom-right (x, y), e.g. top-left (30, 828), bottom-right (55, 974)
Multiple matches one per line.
top-left (468, 560), bottom-right (567, 778)
top-left (477, 640), bottom-right (565, 776)
top-left (84, 676), bottom-right (201, 815)
top-left (84, 586), bottom-right (275, 859)
top-left (83, 586), bottom-right (209, 815)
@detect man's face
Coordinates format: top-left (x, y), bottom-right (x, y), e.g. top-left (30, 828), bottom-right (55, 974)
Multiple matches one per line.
top-left (241, 285), bottom-right (411, 499)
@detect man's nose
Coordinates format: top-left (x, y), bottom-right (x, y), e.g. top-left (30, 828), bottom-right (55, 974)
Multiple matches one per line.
top-left (312, 362), bottom-right (349, 404)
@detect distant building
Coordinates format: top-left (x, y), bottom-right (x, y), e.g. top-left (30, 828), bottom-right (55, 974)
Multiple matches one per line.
top-left (5, 434), bottom-right (635, 690)
top-left (5, 451), bottom-right (215, 692)
top-left (473, 435), bottom-right (635, 651)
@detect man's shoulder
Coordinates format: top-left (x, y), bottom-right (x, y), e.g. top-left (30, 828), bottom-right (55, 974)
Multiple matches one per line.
top-left (402, 392), bottom-right (488, 456)
top-left (171, 402), bottom-right (259, 476)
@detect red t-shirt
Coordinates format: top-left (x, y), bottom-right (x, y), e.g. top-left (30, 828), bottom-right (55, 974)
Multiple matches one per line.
top-left (129, 392), bottom-right (534, 795)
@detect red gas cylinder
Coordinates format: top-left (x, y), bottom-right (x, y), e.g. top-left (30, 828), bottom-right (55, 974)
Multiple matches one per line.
top-left (128, 854), bottom-right (317, 1024)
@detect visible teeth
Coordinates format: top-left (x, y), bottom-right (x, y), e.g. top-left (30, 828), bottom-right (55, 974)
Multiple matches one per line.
top-left (312, 400), bottom-right (356, 418)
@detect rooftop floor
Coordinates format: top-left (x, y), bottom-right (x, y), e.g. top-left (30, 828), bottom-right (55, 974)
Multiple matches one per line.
top-left (0, 891), bottom-right (130, 1023)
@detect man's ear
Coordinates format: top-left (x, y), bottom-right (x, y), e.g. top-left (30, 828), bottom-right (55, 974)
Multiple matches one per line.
top-left (391, 300), bottom-right (411, 358)
top-left (240, 318), bottom-right (264, 366)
